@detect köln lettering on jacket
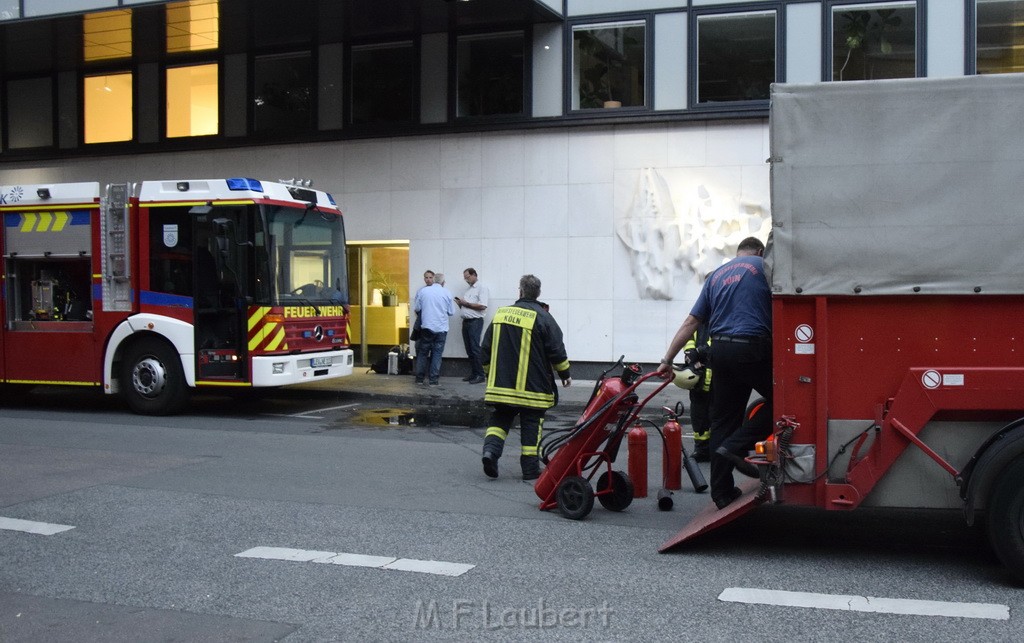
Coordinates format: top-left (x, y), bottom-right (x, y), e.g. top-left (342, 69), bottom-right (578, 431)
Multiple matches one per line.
top-left (495, 307), bottom-right (536, 329)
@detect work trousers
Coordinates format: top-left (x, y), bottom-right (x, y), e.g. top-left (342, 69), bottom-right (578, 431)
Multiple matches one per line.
top-left (483, 403), bottom-right (546, 474)
top-left (707, 339), bottom-right (773, 504)
top-left (415, 330), bottom-right (447, 382)
top-left (462, 317), bottom-right (484, 379)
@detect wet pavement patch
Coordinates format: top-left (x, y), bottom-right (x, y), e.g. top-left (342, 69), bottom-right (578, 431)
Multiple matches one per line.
top-left (351, 405), bottom-right (490, 428)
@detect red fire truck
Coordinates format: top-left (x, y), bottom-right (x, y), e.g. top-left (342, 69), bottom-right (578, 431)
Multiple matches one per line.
top-left (662, 74), bottom-right (1024, 583)
top-left (0, 178), bottom-right (353, 415)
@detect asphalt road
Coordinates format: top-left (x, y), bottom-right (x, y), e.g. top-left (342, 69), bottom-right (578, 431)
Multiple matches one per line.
top-left (1, 386), bottom-right (1022, 642)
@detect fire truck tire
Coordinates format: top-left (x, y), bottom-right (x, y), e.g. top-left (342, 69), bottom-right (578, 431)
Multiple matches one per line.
top-left (986, 456), bottom-right (1024, 584)
top-left (121, 337), bottom-right (188, 416)
top-left (597, 470), bottom-right (634, 512)
top-left (556, 476), bottom-right (595, 520)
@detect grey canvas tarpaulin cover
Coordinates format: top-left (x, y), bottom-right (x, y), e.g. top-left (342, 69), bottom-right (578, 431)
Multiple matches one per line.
top-left (768, 74), bottom-right (1024, 296)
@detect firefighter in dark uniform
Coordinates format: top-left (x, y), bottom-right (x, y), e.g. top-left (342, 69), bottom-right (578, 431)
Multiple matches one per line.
top-left (683, 329), bottom-right (712, 462)
top-left (480, 274), bottom-right (572, 481)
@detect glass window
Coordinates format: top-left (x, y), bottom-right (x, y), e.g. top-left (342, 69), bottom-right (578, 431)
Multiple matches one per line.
top-left (349, 42), bottom-right (415, 125)
top-left (697, 11), bottom-right (776, 104)
top-left (832, 2), bottom-right (916, 81)
top-left (167, 0), bottom-right (218, 53)
top-left (85, 73), bottom-right (133, 143)
top-left (167, 64), bottom-right (219, 138)
top-left (83, 9), bottom-right (132, 62)
top-left (572, 21), bottom-right (645, 110)
top-left (457, 32), bottom-right (524, 117)
top-left (977, 0), bottom-right (1024, 74)
top-left (6, 77), bottom-right (53, 149)
top-left (254, 52), bottom-right (314, 134)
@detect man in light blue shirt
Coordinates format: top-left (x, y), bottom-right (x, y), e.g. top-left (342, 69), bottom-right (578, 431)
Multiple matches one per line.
top-left (413, 272), bottom-right (455, 385)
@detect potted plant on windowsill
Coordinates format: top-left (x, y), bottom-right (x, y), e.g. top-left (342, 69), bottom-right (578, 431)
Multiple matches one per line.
top-left (369, 268), bottom-right (400, 307)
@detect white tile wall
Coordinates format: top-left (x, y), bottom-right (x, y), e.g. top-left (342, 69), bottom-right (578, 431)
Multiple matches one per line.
top-left (524, 131), bottom-right (569, 185)
top-left (38, 121), bottom-right (770, 364)
top-left (481, 186), bottom-right (525, 239)
top-left (524, 184), bottom-right (569, 238)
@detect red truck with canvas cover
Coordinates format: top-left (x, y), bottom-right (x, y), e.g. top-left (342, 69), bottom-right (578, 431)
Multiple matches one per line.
top-left (0, 178), bottom-right (354, 414)
top-left (661, 75), bottom-right (1024, 583)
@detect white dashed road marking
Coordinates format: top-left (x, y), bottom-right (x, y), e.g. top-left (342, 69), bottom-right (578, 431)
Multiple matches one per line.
top-left (0, 517), bottom-right (76, 535)
top-left (719, 588), bottom-right (1009, 620)
top-left (235, 547), bottom-right (474, 577)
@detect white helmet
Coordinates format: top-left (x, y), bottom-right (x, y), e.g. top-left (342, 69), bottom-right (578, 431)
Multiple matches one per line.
top-left (672, 365), bottom-right (701, 390)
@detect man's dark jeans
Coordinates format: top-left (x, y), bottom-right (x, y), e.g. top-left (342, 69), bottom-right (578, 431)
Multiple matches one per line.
top-left (462, 317), bottom-right (484, 379)
top-left (415, 330), bottom-right (447, 382)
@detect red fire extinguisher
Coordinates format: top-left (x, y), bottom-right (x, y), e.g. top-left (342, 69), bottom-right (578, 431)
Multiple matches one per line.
top-left (628, 422), bottom-right (648, 498)
top-left (662, 415), bottom-right (682, 491)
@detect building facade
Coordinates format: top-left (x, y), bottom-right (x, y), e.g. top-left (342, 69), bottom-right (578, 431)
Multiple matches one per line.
top-left (1, 0), bottom-right (1020, 366)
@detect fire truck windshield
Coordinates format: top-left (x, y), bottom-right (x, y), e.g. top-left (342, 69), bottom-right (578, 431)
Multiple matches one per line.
top-left (261, 204), bottom-right (348, 307)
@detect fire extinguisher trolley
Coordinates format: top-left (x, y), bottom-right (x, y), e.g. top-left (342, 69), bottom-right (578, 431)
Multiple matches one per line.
top-left (535, 360), bottom-right (671, 520)
top-left (661, 75), bottom-right (1024, 584)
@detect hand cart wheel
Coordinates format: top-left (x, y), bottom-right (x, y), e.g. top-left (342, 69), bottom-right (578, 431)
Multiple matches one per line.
top-left (556, 475), bottom-right (595, 520)
top-left (597, 470), bottom-right (634, 512)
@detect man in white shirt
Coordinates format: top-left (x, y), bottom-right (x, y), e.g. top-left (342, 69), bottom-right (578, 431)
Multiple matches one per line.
top-left (455, 267), bottom-right (489, 384)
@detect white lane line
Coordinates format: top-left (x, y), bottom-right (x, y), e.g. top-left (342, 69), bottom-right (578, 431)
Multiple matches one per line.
top-left (383, 558), bottom-right (475, 577)
top-left (0, 517), bottom-right (76, 535)
top-left (235, 547), bottom-right (473, 577)
top-left (719, 588), bottom-right (1009, 621)
top-left (316, 553), bottom-right (397, 568)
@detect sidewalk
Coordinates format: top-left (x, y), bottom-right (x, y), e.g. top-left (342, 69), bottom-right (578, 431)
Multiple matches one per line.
top-left (298, 368), bottom-right (689, 419)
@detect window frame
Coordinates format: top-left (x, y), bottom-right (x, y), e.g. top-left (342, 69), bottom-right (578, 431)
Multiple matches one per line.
top-left (452, 28), bottom-right (530, 121)
top-left (567, 17), bottom-right (650, 114)
top-left (347, 40), bottom-right (418, 127)
top-left (250, 49), bottom-right (317, 136)
top-left (164, 61), bottom-right (221, 139)
top-left (689, 5), bottom-right (782, 109)
top-left (825, 0), bottom-right (924, 81)
top-left (968, 0), bottom-right (1024, 75)
top-left (83, 71), bottom-right (135, 144)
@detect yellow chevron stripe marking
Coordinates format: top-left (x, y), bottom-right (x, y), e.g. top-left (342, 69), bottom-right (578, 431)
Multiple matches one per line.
top-left (249, 320), bottom-right (276, 351)
top-left (52, 211), bottom-right (68, 231)
top-left (266, 326), bottom-right (286, 351)
top-left (37, 212), bottom-right (53, 231)
top-left (20, 213), bottom-right (36, 232)
top-left (247, 306), bottom-right (269, 332)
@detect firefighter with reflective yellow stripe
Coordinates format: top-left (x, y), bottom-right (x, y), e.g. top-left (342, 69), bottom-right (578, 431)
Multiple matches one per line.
top-left (480, 274), bottom-right (571, 480)
top-left (684, 328), bottom-right (712, 462)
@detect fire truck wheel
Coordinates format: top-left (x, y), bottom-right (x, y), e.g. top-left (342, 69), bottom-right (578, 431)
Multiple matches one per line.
top-left (597, 470), bottom-right (634, 512)
top-left (986, 456), bottom-right (1024, 584)
top-left (556, 476), bottom-right (595, 520)
top-left (121, 338), bottom-right (188, 416)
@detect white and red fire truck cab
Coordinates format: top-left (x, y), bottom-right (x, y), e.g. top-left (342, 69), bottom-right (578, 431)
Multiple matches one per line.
top-left (0, 178), bottom-right (354, 414)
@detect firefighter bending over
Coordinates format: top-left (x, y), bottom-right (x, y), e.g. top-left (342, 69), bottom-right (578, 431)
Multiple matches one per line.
top-left (480, 275), bottom-right (572, 481)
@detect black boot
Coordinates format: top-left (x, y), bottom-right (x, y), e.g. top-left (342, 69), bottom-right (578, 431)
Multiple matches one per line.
top-left (482, 451), bottom-right (499, 478)
top-left (520, 455), bottom-right (541, 481)
top-left (692, 442), bottom-right (710, 462)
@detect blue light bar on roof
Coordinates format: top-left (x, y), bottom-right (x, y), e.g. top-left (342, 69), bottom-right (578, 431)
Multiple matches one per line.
top-left (226, 178), bottom-right (264, 192)
top-left (327, 192), bottom-right (337, 206)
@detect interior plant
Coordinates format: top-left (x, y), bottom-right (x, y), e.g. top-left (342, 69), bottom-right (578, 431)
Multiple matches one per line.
top-left (837, 9), bottom-right (902, 81)
top-left (369, 268), bottom-right (400, 306)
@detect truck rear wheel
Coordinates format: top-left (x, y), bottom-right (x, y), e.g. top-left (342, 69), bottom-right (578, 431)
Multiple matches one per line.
top-left (121, 337), bottom-right (188, 416)
top-left (986, 456), bottom-right (1024, 584)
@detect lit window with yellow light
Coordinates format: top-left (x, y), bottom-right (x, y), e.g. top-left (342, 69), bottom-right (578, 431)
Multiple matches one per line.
top-left (85, 74), bottom-right (133, 143)
top-left (166, 64), bottom-right (219, 138)
top-left (167, 0), bottom-right (219, 53)
top-left (83, 9), bottom-right (132, 62)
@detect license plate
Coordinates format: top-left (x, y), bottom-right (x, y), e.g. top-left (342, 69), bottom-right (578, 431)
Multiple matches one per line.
top-left (310, 356), bottom-right (333, 368)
